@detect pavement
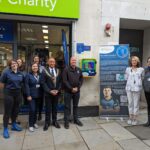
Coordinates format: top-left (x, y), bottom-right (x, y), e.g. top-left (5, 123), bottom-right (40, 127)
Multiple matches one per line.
top-left (0, 109), bottom-right (150, 150)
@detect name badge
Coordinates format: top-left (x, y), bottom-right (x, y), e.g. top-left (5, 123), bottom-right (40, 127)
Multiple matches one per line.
top-left (36, 84), bottom-right (40, 88)
top-left (147, 78), bottom-right (150, 81)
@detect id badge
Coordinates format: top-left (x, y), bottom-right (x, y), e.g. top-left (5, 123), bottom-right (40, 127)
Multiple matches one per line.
top-left (147, 78), bottom-right (150, 82)
top-left (36, 84), bottom-right (40, 88)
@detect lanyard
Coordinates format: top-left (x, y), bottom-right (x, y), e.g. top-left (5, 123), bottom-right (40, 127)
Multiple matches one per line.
top-left (34, 75), bottom-right (39, 82)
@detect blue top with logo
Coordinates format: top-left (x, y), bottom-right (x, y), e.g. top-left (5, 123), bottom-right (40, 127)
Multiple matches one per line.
top-left (0, 69), bottom-right (24, 89)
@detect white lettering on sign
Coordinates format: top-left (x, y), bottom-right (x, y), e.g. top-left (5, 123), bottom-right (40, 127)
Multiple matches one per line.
top-left (7, 0), bottom-right (58, 12)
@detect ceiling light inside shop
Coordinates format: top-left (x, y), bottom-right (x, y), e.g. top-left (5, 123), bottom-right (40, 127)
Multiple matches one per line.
top-left (25, 37), bottom-right (37, 41)
top-left (42, 25), bottom-right (48, 28)
top-left (42, 29), bottom-right (48, 34)
top-left (45, 46), bottom-right (49, 49)
top-left (44, 40), bottom-right (49, 43)
top-left (43, 36), bottom-right (48, 39)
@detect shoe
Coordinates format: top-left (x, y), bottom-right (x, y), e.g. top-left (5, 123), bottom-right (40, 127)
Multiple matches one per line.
top-left (3, 127), bottom-right (9, 139)
top-left (74, 119), bottom-right (83, 126)
top-left (43, 123), bottom-right (49, 131)
top-left (34, 123), bottom-right (39, 129)
top-left (127, 119), bottom-right (132, 125)
top-left (11, 122), bottom-right (22, 131)
top-left (132, 120), bottom-right (137, 126)
top-left (64, 122), bottom-right (69, 129)
top-left (38, 114), bottom-right (42, 121)
top-left (29, 127), bottom-right (34, 132)
top-left (53, 121), bottom-right (61, 128)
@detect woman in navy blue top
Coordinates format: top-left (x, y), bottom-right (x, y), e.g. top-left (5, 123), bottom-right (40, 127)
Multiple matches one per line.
top-left (0, 59), bottom-right (24, 139)
top-left (25, 63), bottom-right (43, 132)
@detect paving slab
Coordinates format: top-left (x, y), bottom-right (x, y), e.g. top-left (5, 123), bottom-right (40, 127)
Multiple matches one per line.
top-left (80, 129), bottom-right (123, 150)
top-left (55, 142), bottom-right (88, 150)
top-left (22, 131), bottom-right (54, 150)
top-left (101, 122), bottom-right (136, 141)
top-left (93, 117), bottom-right (115, 124)
top-left (77, 117), bottom-right (101, 131)
top-left (26, 146), bottom-right (55, 150)
top-left (143, 140), bottom-right (150, 147)
top-left (52, 124), bottom-right (83, 145)
top-left (118, 138), bottom-right (150, 150)
top-left (0, 134), bottom-right (24, 150)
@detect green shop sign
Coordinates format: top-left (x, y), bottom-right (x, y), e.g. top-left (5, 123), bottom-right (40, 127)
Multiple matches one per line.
top-left (0, 0), bottom-right (79, 19)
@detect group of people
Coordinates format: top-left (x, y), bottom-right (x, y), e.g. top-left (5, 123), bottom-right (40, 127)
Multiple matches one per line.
top-left (126, 56), bottom-right (150, 126)
top-left (0, 56), bottom-right (83, 139)
top-left (1, 54), bottom-right (150, 139)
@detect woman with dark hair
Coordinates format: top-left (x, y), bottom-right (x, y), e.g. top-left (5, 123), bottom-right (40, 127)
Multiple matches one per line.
top-left (17, 58), bottom-right (28, 106)
top-left (33, 55), bottom-right (45, 121)
top-left (143, 57), bottom-right (150, 127)
top-left (125, 56), bottom-right (144, 125)
top-left (25, 63), bottom-right (43, 132)
top-left (17, 58), bottom-right (25, 72)
top-left (0, 59), bottom-right (24, 139)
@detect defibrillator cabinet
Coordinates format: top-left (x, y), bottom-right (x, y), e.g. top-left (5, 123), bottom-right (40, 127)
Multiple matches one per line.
top-left (80, 59), bottom-right (97, 77)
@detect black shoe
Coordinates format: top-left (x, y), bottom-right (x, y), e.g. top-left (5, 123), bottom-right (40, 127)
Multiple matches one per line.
top-left (38, 114), bottom-right (42, 121)
top-left (43, 123), bottom-right (49, 131)
top-left (64, 122), bottom-right (69, 129)
top-left (53, 121), bottom-right (61, 128)
top-left (74, 119), bottom-right (83, 126)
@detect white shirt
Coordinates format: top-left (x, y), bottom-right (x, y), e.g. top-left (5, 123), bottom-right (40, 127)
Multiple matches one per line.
top-left (49, 67), bottom-right (56, 77)
top-left (125, 67), bottom-right (144, 92)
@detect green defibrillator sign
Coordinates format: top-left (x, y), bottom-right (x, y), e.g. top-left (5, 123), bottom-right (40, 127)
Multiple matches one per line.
top-left (0, 0), bottom-right (80, 19)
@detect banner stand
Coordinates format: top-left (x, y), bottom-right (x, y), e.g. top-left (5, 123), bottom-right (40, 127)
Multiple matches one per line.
top-left (99, 45), bottom-right (129, 119)
top-left (99, 116), bottom-right (128, 122)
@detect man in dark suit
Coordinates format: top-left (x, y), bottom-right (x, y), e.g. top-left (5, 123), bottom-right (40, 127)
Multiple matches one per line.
top-left (41, 57), bottom-right (61, 130)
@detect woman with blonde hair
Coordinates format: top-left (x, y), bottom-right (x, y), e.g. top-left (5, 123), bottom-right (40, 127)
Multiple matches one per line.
top-left (125, 56), bottom-right (144, 125)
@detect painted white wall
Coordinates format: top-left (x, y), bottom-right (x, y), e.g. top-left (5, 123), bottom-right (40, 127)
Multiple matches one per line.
top-left (73, 0), bottom-right (150, 106)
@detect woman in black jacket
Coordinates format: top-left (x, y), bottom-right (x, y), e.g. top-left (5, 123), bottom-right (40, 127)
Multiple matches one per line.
top-left (25, 63), bottom-right (43, 132)
top-left (143, 57), bottom-right (150, 127)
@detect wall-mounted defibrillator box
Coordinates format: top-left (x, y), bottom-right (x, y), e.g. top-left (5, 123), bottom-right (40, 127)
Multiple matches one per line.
top-left (80, 59), bottom-right (97, 77)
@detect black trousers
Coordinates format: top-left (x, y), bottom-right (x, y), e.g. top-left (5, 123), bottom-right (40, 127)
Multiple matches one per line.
top-left (145, 92), bottom-right (150, 116)
top-left (64, 92), bottom-right (80, 123)
top-left (38, 96), bottom-right (44, 116)
top-left (29, 98), bottom-right (40, 127)
top-left (3, 90), bottom-right (21, 128)
top-left (45, 95), bottom-right (59, 124)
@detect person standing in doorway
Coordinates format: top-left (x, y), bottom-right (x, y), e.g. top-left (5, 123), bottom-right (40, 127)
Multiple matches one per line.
top-left (33, 55), bottom-right (44, 121)
top-left (143, 57), bottom-right (150, 127)
top-left (41, 57), bottom-right (61, 131)
top-left (63, 56), bottom-right (83, 129)
top-left (0, 59), bottom-right (24, 139)
top-left (25, 63), bottom-right (43, 132)
top-left (125, 56), bottom-right (144, 125)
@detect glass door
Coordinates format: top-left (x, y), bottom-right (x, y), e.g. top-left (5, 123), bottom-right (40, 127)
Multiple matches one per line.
top-left (0, 43), bottom-right (13, 113)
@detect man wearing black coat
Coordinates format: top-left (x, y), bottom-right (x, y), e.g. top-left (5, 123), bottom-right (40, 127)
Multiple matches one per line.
top-left (63, 56), bottom-right (83, 129)
top-left (41, 57), bottom-right (61, 130)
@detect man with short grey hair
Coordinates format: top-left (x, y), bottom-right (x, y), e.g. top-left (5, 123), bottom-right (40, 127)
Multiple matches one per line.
top-left (62, 56), bottom-right (83, 129)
